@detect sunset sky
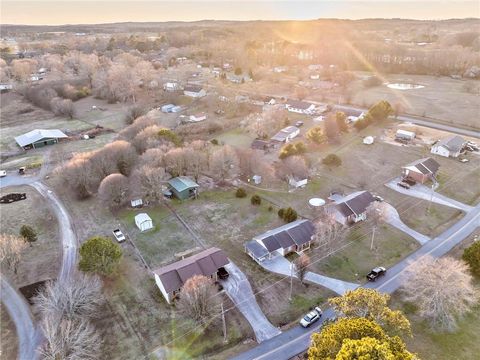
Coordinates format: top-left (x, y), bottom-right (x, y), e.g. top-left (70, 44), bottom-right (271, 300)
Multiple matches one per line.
top-left (1, 1), bottom-right (479, 25)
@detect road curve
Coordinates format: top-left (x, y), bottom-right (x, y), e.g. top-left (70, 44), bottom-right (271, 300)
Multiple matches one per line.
top-left (0, 277), bottom-right (39, 360)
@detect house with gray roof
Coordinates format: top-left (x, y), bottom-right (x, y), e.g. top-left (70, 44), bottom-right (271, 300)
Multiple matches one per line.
top-left (245, 219), bottom-right (315, 263)
top-left (402, 157), bottom-right (440, 184)
top-left (270, 126), bottom-right (300, 143)
top-left (153, 247), bottom-right (229, 304)
top-left (15, 129), bottom-right (68, 150)
top-left (167, 176), bottom-right (199, 200)
top-left (331, 191), bottom-right (375, 225)
top-left (285, 100), bottom-right (316, 114)
top-left (183, 84), bottom-right (206, 98)
top-left (431, 135), bottom-right (466, 158)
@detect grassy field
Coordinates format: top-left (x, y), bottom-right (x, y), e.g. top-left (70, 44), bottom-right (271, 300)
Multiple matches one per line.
top-left (214, 127), bottom-right (256, 149)
top-left (347, 73), bottom-right (480, 129)
top-left (0, 305), bottom-right (18, 360)
top-left (0, 185), bottom-right (60, 286)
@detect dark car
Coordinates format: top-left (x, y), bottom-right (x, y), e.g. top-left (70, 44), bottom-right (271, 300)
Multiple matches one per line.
top-left (295, 121), bottom-right (304, 127)
top-left (218, 267), bottom-right (229, 279)
top-left (397, 181), bottom-right (410, 189)
top-left (403, 178), bottom-right (416, 186)
top-left (367, 267), bottom-right (386, 281)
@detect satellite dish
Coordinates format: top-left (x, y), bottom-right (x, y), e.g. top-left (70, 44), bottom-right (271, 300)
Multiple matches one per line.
top-left (309, 198), bottom-right (325, 207)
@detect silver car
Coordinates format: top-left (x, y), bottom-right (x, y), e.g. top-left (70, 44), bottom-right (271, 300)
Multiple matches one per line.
top-left (300, 307), bottom-right (322, 327)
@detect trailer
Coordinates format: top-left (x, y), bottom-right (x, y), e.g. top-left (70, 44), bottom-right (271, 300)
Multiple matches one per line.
top-left (395, 129), bottom-right (416, 141)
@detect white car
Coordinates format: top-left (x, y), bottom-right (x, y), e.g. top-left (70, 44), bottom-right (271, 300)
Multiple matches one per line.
top-left (0, 170), bottom-right (6, 178)
top-left (300, 307), bottom-right (322, 328)
top-left (112, 229), bottom-right (126, 243)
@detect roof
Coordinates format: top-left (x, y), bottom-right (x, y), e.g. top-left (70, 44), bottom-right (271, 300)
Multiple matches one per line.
top-left (253, 219), bottom-right (315, 250)
top-left (251, 139), bottom-right (270, 150)
top-left (286, 100), bottom-right (314, 110)
top-left (246, 240), bottom-right (270, 259)
top-left (184, 84), bottom-right (204, 93)
top-left (153, 247), bottom-right (229, 293)
top-left (135, 213), bottom-right (152, 224)
top-left (403, 157), bottom-right (440, 175)
top-left (336, 191), bottom-right (375, 217)
top-left (168, 176), bottom-right (199, 192)
top-left (271, 126), bottom-right (299, 142)
top-left (15, 129), bottom-right (68, 148)
top-left (435, 135), bottom-right (466, 152)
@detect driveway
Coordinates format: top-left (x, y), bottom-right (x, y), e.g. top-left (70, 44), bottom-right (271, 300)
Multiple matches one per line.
top-left (383, 203), bottom-right (431, 245)
top-left (386, 177), bottom-right (474, 212)
top-left (0, 277), bottom-right (39, 360)
top-left (221, 262), bottom-right (281, 343)
top-left (260, 256), bottom-right (358, 295)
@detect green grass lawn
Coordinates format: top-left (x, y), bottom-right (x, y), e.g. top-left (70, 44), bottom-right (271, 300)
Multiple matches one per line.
top-left (214, 127), bottom-right (256, 149)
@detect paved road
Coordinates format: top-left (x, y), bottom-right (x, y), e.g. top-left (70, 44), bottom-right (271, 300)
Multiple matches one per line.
top-left (221, 262), bottom-right (281, 343)
top-left (260, 256), bottom-right (358, 295)
top-left (0, 277), bottom-right (39, 360)
top-left (383, 203), bottom-right (430, 245)
top-left (385, 178), bottom-right (474, 212)
top-left (231, 204), bottom-right (480, 360)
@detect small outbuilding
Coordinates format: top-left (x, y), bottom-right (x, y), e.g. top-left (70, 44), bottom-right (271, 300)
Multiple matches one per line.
top-left (167, 176), bottom-right (199, 200)
top-left (395, 129), bottom-right (416, 142)
top-left (135, 213), bottom-right (153, 232)
top-left (15, 129), bottom-right (68, 150)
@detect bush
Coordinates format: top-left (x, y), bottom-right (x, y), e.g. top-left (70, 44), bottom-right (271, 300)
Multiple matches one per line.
top-left (322, 154), bottom-right (342, 167)
top-left (306, 126), bottom-right (326, 144)
top-left (20, 225), bottom-right (37, 244)
top-left (462, 241), bottom-right (480, 276)
top-left (236, 188), bottom-right (247, 198)
top-left (158, 128), bottom-right (182, 147)
top-left (50, 97), bottom-right (75, 119)
top-left (279, 142), bottom-right (307, 159)
top-left (268, 206), bottom-right (273, 212)
top-left (278, 207), bottom-right (298, 223)
top-left (251, 195), bottom-right (261, 205)
top-left (79, 236), bottom-right (122, 276)
top-left (210, 139), bottom-right (219, 145)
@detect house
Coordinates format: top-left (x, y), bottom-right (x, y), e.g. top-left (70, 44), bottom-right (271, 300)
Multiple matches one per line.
top-left (264, 97), bottom-right (276, 105)
top-left (245, 220), bottom-right (315, 263)
top-left (402, 157), bottom-right (440, 184)
top-left (188, 113), bottom-right (207, 122)
top-left (161, 104), bottom-right (182, 113)
top-left (153, 247), bottom-right (229, 304)
top-left (331, 191), bottom-right (375, 225)
top-left (15, 129), bottom-right (68, 150)
top-left (271, 126), bottom-right (300, 143)
top-left (0, 84), bottom-right (13, 92)
top-left (251, 139), bottom-right (271, 151)
top-left (163, 82), bottom-right (181, 91)
top-left (183, 85), bottom-right (206, 98)
top-left (288, 177), bottom-right (308, 189)
top-left (431, 135), bottom-right (466, 158)
top-left (285, 100), bottom-right (316, 114)
top-left (130, 199), bottom-right (143, 208)
top-left (167, 176), bottom-right (199, 200)
top-left (135, 213), bottom-right (153, 232)
top-left (252, 175), bottom-right (262, 185)
top-left (395, 130), bottom-right (416, 141)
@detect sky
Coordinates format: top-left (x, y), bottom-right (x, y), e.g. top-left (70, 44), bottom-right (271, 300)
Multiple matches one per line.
top-left (1, 1), bottom-right (479, 25)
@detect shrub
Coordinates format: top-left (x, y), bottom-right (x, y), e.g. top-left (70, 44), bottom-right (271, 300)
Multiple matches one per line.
top-left (462, 241), bottom-right (480, 277)
top-left (278, 207), bottom-right (298, 223)
top-left (210, 139), bottom-right (219, 145)
top-left (79, 236), bottom-right (122, 276)
top-left (279, 142), bottom-right (307, 159)
top-left (125, 105), bottom-right (147, 125)
top-left (322, 154), bottom-right (342, 167)
top-left (251, 195), bottom-right (261, 205)
top-left (306, 126), bottom-right (326, 144)
top-left (268, 206), bottom-right (273, 212)
top-left (235, 188), bottom-right (247, 198)
top-left (158, 128), bottom-right (182, 147)
top-left (20, 225), bottom-right (37, 244)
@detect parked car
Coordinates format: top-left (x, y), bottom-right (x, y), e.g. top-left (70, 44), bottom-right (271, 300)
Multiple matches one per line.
top-left (397, 181), bottom-right (410, 189)
top-left (300, 307), bottom-right (322, 328)
top-left (373, 195), bottom-right (384, 202)
top-left (295, 121), bottom-right (304, 127)
top-left (112, 229), bottom-right (126, 243)
top-left (0, 170), bottom-right (6, 178)
top-left (18, 167), bottom-right (26, 175)
top-left (217, 267), bottom-right (229, 279)
top-left (459, 158), bottom-right (469, 163)
top-left (367, 267), bottom-right (386, 281)
top-left (403, 177), bottom-right (416, 186)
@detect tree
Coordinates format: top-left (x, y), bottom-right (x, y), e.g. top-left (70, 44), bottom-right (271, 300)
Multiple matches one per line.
top-left (234, 67), bottom-right (242, 75)
top-left (401, 255), bottom-right (479, 331)
top-left (50, 97), bottom-right (75, 119)
top-left (278, 207), bottom-right (298, 223)
top-left (236, 188), bottom-right (247, 198)
top-left (177, 275), bottom-right (220, 326)
top-left (125, 104), bottom-right (147, 125)
top-left (79, 236), bottom-right (122, 276)
top-left (329, 288), bottom-right (412, 336)
top-left (251, 194), bottom-right (261, 205)
top-left (336, 111), bottom-right (349, 133)
top-left (133, 165), bottom-right (168, 203)
top-left (295, 253), bottom-right (310, 285)
top-left (277, 155), bottom-right (308, 181)
top-left (368, 100), bottom-right (393, 122)
top-left (314, 213), bottom-right (348, 257)
top-left (279, 142), bottom-right (306, 159)
top-left (325, 114), bottom-right (340, 142)
top-left (209, 145), bottom-right (239, 181)
top-left (0, 234), bottom-right (27, 274)
top-left (306, 126), bottom-right (326, 144)
top-left (98, 173), bottom-right (129, 209)
top-left (462, 241), bottom-right (480, 276)
top-left (322, 154), bottom-right (342, 167)
top-left (335, 336), bottom-right (413, 360)
top-left (308, 317), bottom-right (414, 360)
top-left (19, 225), bottom-right (37, 245)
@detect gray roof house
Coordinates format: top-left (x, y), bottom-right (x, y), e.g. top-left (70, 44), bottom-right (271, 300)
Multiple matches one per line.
top-left (431, 135), bottom-right (466, 158)
top-left (332, 191), bottom-right (375, 225)
top-left (15, 129), bottom-right (68, 150)
top-left (271, 126), bottom-right (300, 143)
top-left (285, 100), bottom-right (316, 114)
top-left (183, 84), bottom-right (206, 98)
top-left (153, 247), bottom-right (229, 304)
top-left (402, 157), bottom-right (440, 184)
top-left (245, 219), bottom-right (315, 262)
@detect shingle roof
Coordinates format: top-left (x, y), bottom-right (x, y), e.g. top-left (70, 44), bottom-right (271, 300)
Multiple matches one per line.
top-left (153, 247), bottom-right (229, 294)
top-left (253, 219), bottom-right (315, 250)
top-left (404, 157), bottom-right (440, 175)
top-left (336, 191), bottom-right (375, 217)
top-left (271, 126), bottom-right (299, 142)
top-left (168, 176), bottom-right (199, 192)
top-left (15, 129), bottom-right (68, 148)
top-left (436, 135), bottom-right (466, 152)
top-left (286, 100), bottom-right (314, 110)
top-left (184, 84), bottom-right (203, 93)
top-left (245, 240), bottom-right (269, 259)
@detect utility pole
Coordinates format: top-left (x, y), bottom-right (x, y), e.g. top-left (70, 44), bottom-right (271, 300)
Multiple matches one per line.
top-left (289, 262), bottom-right (294, 301)
top-left (221, 302), bottom-right (227, 343)
top-left (370, 226), bottom-right (376, 251)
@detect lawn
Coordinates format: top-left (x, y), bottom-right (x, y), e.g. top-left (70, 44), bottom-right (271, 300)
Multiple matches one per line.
top-left (0, 185), bottom-right (60, 287)
top-left (0, 305), bottom-right (17, 360)
top-left (214, 127), bottom-right (256, 149)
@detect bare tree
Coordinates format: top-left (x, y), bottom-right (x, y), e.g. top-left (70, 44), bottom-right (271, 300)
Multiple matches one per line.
top-left (59, 152), bottom-right (98, 198)
top-left (98, 173), bottom-right (129, 209)
top-left (107, 63), bottom-right (139, 102)
top-left (314, 213), bottom-right (348, 257)
top-left (177, 275), bottom-right (221, 326)
top-left (183, 146), bottom-right (208, 181)
top-left (402, 256), bottom-right (479, 332)
top-left (132, 165), bottom-right (169, 203)
top-left (295, 253), bottom-right (311, 285)
top-left (101, 140), bottom-right (138, 176)
top-left (243, 105), bottom-right (286, 138)
top-left (50, 97), bottom-right (75, 119)
top-left (209, 145), bottom-right (240, 181)
top-left (0, 234), bottom-right (28, 274)
top-left (139, 148), bottom-right (166, 168)
top-left (164, 147), bottom-right (187, 177)
top-left (277, 155), bottom-right (308, 181)
top-left (11, 59), bottom-right (37, 82)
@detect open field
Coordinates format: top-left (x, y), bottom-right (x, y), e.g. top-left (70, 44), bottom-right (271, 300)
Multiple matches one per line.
top-left (0, 185), bottom-right (60, 287)
top-left (348, 73), bottom-right (480, 129)
top-left (215, 127), bottom-right (256, 149)
top-left (0, 304), bottom-right (18, 360)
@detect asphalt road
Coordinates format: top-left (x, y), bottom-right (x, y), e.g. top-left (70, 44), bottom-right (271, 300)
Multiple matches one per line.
top-left (231, 203), bottom-right (480, 360)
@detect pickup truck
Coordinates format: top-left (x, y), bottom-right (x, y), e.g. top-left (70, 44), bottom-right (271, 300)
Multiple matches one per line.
top-left (112, 229), bottom-right (126, 243)
top-left (300, 307), bottom-right (322, 328)
top-left (367, 267), bottom-right (386, 281)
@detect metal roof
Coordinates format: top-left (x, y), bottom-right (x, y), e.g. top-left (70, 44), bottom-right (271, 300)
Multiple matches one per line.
top-left (168, 176), bottom-right (199, 192)
top-left (336, 191), bottom-right (375, 217)
top-left (245, 240), bottom-right (269, 259)
top-left (184, 84), bottom-right (203, 93)
top-left (404, 157), bottom-right (440, 175)
top-left (15, 129), bottom-right (67, 148)
top-left (135, 213), bottom-right (152, 224)
top-left (286, 100), bottom-right (314, 110)
top-left (435, 135), bottom-right (466, 152)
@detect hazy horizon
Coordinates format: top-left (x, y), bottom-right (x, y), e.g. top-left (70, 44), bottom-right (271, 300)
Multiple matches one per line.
top-left (1, 1), bottom-right (479, 26)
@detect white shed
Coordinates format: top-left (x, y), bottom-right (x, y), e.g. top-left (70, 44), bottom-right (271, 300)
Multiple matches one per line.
top-left (135, 213), bottom-right (153, 232)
